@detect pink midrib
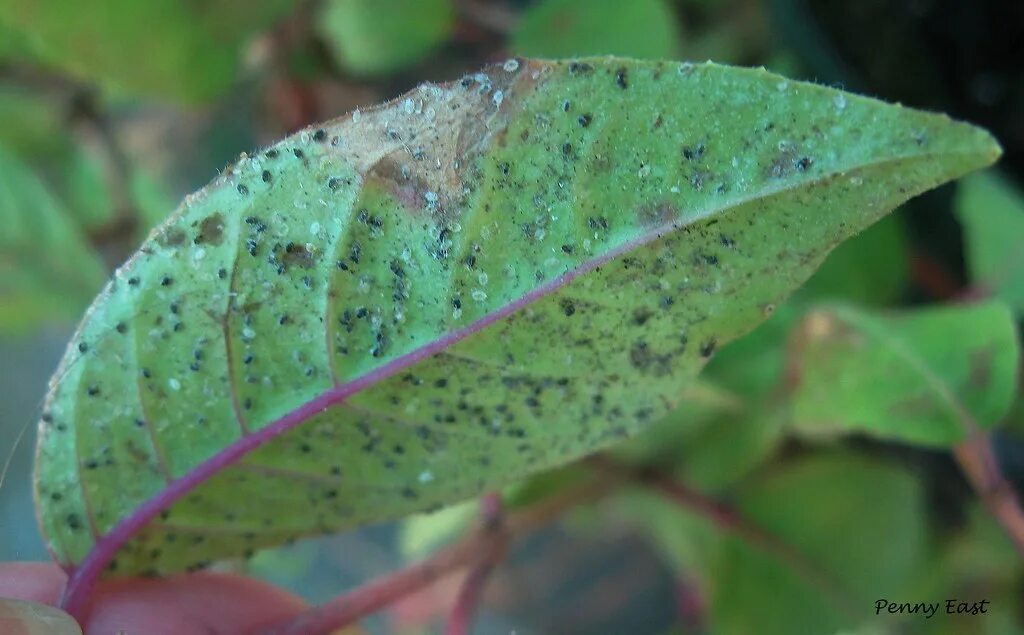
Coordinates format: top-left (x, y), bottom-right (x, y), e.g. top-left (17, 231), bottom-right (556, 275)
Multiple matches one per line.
top-left (57, 214), bottom-right (667, 619)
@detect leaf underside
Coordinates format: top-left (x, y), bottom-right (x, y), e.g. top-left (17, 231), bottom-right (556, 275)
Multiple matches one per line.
top-left (34, 58), bottom-right (999, 578)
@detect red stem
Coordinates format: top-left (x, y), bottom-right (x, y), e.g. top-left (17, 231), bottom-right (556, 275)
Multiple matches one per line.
top-left (445, 494), bottom-right (506, 635)
top-left (263, 482), bottom-right (604, 635)
top-left (954, 433), bottom-right (1024, 558)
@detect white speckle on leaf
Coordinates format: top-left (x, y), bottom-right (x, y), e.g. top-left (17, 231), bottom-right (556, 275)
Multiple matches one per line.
top-left (418, 470), bottom-right (434, 484)
top-left (310, 222), bottom-right (321, 235)
top-left (776, 80), bottom-right (789, 91)
top-left (503, 58), bottom-right (519, 72)
top-left (471, 289), bottom-right (487, 302)
top-left (493, 90), bottom-right (504, 108)
top-left (168, 378), bottom-right (181, 391)
top-left (834, 94), bottom-right (848, 110)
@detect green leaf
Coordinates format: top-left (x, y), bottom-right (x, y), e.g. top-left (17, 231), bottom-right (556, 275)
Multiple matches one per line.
top-left (613, 380), bottom-right (783, 491)
top-left (0, 144), bottom-right (107, 331)
top-left (130, 170), bottom-right (177, 239)
top-left (711, 453), bottom-right (928, 635)
top-left (798, 214), bottom-right (908, 305)
top-left (614, 487), bottom-right (722, 575)
top-left (0, 13), bottom-right (42, 62)
top-left (0, 86), bottom-right (67, 159)
top-left (511, 0), bottom-right (681, 60)
top-left (955, 170), bottom-right (1024, 313)
top-left (789, 302), bottom-right (1020, 446)
top-left (59, 145), bottom-right (115, 232)
top-left (35, 59), bottom-right (999, 588)
top-left (0, 597), bottom-right (82, 635)
top-left (318, 0), bottom-right (455, 76)
top-left (0, 0), bottom-right (294, 102)
top-left (922, 504), bottom-right (1024, 634)
top-left (610, 380), bottom-right (742, 466)
top-left (398, 500), bottom-right (477, 559)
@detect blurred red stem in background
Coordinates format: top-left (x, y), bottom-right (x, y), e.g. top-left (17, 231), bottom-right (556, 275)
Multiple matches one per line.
top-left (954, 433), bottom-right (1024, 558)
top-left (584, 456), bottom-right (857, 619)
top-left (266, 452), bottom-right (870, 635)
top-left (263, 482), bottom-right (604, 635)
top-left (444, 493), bottom-right (507, 635)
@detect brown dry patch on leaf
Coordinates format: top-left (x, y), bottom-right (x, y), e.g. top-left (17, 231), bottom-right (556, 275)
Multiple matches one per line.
top-left (785, 310), bottom-right (861, 388)
top-left (193, 213), bottom-right (225, 246)
top-left (156, 227), bottom-right (186, 247)
top-left (323, 58), bottom-right (540, 221)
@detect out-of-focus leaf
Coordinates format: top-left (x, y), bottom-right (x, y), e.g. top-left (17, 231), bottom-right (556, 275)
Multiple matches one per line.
top-left (611, 380), bottom-right (742, 466)
top-left (0, 0), bottom-right (294, 102)
top-left (674, 407), bottom-right (785, 491)
top-left (702, 214), bottom-right (908, 408)
top-left (0, 144), bottom-right (106, 331)
top-left (52, 141), bottom-right (175, 242)
top-left (955, 170), bottom-right (1024, 314)
top-left (704, 302), bottom-right (797, 399)
top-left (60, 145), bottom-right (115, 231)
top-left (511, 0), bottom-right (681, 60)
top-left (789, 302), bottom-right (1020, 446)
top-left (318, 0), bottom-right (454, 76)
top-left (399, 500), bottom-right (476, 559)
top-left (614, 379), bottom-right (782, 491)
top-left (798, 214), bottom-right (908, 305)
top-left (0, 13), bottom-right (41, 62)
top-left (34, 60), bottom-right (999, 590)
top-left (130, 170), bottom-right (176, 239)
top-left (712, 453), bottom-right (928, 634)
top-left (0, 86), bottom-right (67, 158)
top-left (916, 504), bottom-right (1024, 634)
top-left (0, 597), bottom-right (82, 635)
top-left (614, 487), bottom-right (721, 575)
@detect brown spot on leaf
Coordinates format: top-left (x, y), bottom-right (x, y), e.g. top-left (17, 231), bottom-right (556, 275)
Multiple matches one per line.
top-left (277, 242), bottom-right (317, 271)
top-left (349, 59), bottom-right (539, 224)
top-left (195, 213), bottom-right (225, 246)
top-left (158, 227), bottom-right (186, 247)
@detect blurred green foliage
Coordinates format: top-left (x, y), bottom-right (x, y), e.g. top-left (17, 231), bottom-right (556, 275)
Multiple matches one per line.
top-left (0, 1), bottom-right (1021, 634)
top-left (789, 302), bottom-right (1019, 446)
top-left (713, 453), bottom-right (928, 635)
top-left (1, 0), bottom-right (294, 102)
top-left (318, 0), bottom-right (456, 76)
top-left (511, 0), bottom-right (681, 60)
top-left (0, 146), bottom-right (106, 330)
top-left (957, 171), bottom-right (1024, 314)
